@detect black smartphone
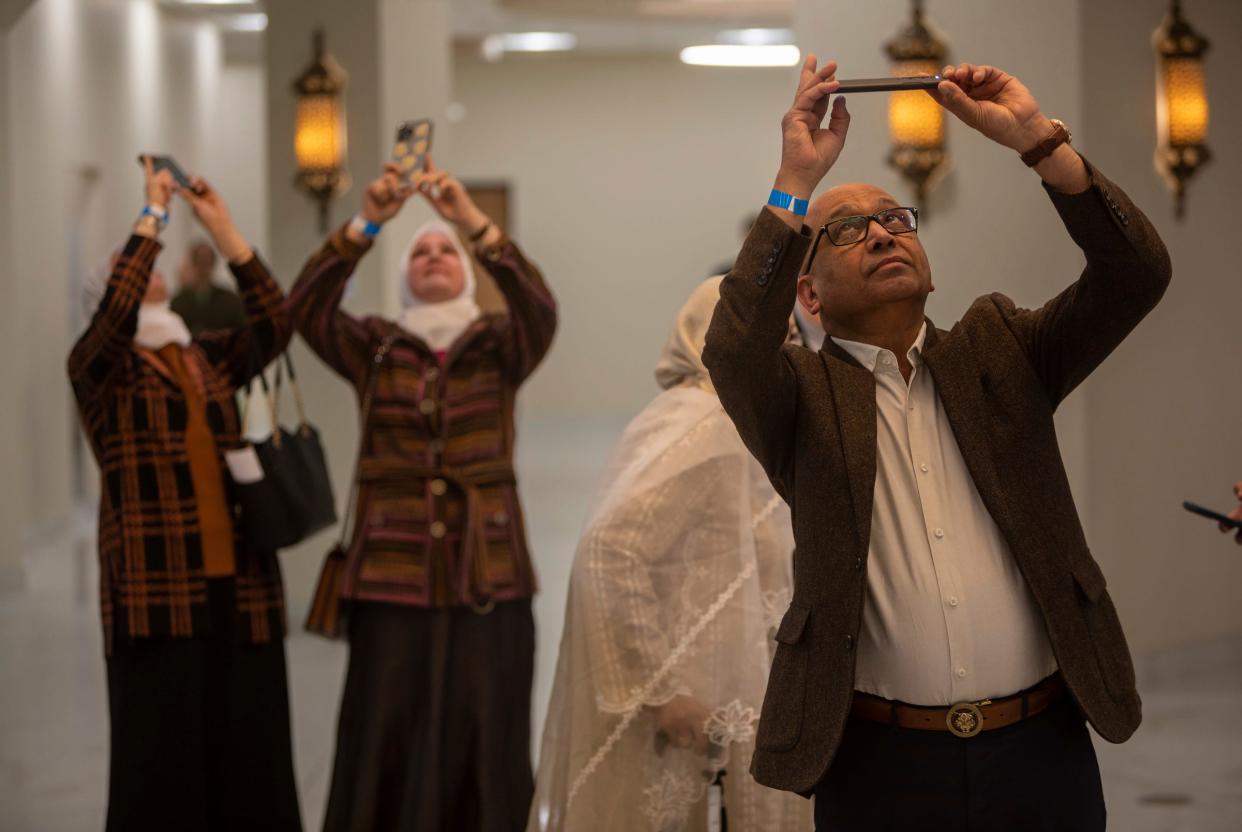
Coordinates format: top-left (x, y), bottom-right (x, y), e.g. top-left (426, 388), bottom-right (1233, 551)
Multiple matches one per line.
top-left (1183, 501), bottom-right (1242, 530)
top-left (138, 154), bottom-right (192, 189)
top-left (835, 75), bottom-right (942, 94)
top-left (392, 119), bottom-right (433, 185)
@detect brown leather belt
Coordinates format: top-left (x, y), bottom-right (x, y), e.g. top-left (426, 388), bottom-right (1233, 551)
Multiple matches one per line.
top-left (849, 674), bottom-right (1067, 738)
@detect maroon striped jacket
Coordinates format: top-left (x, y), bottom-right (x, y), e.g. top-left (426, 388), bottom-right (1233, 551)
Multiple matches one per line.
top-left (67, 234), bottom-right (292, 654)
top-left (288, 227), bottom-right (557, 609)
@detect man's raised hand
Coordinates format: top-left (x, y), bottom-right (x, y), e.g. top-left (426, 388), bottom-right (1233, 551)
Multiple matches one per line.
top-left (775, 55), bottom-right (849, 201)
top-left (931, 63), bottom-right (1047, 152)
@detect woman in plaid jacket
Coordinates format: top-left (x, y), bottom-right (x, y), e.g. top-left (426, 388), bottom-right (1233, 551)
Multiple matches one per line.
top-left (67, 159), bottom-right (299, 831)
top-left (289, 161), bottom-right (557, 831)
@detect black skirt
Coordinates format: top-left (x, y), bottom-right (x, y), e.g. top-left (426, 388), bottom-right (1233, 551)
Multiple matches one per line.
top-left (322, 598), bottom-right (536, 832)
top-left (105, 578), bottom-right (302, 832)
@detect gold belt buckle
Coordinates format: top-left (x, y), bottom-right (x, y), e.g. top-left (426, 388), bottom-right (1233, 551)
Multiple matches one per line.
top-left (946, 700), bottom-right (987, 738)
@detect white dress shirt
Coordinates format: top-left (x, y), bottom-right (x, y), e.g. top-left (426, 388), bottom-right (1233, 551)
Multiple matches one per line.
top-left (832, 324), bottom-right (1058, 706)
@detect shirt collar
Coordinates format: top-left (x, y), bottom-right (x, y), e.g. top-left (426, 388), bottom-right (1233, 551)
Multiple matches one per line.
top-left (830, 321), bottom-right (927, 374)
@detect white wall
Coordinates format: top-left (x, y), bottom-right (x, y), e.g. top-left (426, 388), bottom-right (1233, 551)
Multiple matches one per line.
top-left (0, 19), bottom-right (21, 591)
top-left (4, 0), bottom-right (268, 543)
top-left (1080, 0), bottom-right (1242, 655)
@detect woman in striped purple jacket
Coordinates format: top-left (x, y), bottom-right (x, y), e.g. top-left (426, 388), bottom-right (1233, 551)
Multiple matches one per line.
top-left (288, 161), bottom-right (557, 831)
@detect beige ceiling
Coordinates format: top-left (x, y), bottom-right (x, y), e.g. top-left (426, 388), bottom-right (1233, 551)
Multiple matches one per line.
top-left (498, 0), bottom-right (791, 22)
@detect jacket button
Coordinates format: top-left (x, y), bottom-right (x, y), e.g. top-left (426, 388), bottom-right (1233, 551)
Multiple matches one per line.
top-left (430, 521), bottom-right (447, 539)
top-left (419, 399), bottom-right (437, 415)
top-left (855, 557), bottom-right (863, 571)
top-left (757, 274), bottom-right (770, 287)
top-left (845, 635), bottom-right (854, 651)
top-left (430, 478), bottom-right (448, 496)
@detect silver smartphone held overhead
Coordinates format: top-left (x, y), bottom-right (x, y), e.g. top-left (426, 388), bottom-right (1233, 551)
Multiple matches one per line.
top-left (835, 75), bottom-right (942, 94)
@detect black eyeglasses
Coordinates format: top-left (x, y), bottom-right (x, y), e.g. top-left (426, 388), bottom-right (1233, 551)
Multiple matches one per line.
top-left (805, 207), bottom-right (919, 272)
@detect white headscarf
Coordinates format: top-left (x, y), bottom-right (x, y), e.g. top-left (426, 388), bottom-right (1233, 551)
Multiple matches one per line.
top-left (529, 278), bottom-right (809, 831)
top-left (653, 275), bottom-right (723, 392)
top-left (397, 219), bottom-right (481, 351)
top-left (82, 248), bottom-right (191, 350)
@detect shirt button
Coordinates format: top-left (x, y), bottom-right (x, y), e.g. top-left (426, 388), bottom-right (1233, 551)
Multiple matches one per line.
top-left (425, 367), bottom-right (440, 383)
top-left (492, 510), bottom-right (510, 526)
top-left (956, 667), bottom-right (967, 678)
top-left (419, 399), bottom-right (437, 415)
top-left (948, 597), bottom-right (959, 607)
top-left (429, 438), bottom-right (445, 454)
top-left (934, 528), bottom-right (945, 539)
top-left (429, 521), bottom-right (447, 539)
top-left (430, 478), bottom-right (448, 496)
top-left (920, 463), bottom-right (929, 473)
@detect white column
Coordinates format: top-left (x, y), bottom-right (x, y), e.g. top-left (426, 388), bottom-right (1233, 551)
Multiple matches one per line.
top-left (0, 19), bottom-right (22, 592)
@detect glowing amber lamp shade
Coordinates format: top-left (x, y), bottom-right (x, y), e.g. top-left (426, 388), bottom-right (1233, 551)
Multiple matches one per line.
top-left (1152, 1), bottom-right (1210, 219)
top-left (889, 60), bottom-right (944, 149)
top-left (295, 95), bottom-right (347, 171)
top-left (1159, 57), bottom-right (1208, 147)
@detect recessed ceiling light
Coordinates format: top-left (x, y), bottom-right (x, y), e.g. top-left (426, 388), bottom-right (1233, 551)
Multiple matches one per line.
top-left (679, 44), bottom-right (801, 67)
top-left (229, 13), bottom-right (267, 32)
top-left (481, 31), bottom-right (577, 61)
top-left (717, 28), bottom-right (795, 46)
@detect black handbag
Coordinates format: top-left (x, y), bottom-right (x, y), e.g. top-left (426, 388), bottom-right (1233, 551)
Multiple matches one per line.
top-left (232, 352), bottom-right (337, 551)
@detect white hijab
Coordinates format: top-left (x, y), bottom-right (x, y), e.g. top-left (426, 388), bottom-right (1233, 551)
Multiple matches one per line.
top-left (653, 275), bottom-right (724, 393)
top-left (83, 249), bottom-right (192, 350)
top-left (528, 277), bottom-right (809, 831)
top-left (397, 219), bottom-right (481, 351)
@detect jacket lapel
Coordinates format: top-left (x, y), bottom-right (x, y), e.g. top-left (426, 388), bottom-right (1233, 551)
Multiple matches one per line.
top-left (821, 340), bottom-right (877, 552)
top-left (920, 326), bottom-right (1014, 533)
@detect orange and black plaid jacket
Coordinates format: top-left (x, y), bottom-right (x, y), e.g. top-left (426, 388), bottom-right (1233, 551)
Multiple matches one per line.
top-left (68, 233), bottom-right (293, 655)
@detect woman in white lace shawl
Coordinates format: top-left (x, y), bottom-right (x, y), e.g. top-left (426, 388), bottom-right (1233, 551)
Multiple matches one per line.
top-left (529, 277), bottom-right (811, 832)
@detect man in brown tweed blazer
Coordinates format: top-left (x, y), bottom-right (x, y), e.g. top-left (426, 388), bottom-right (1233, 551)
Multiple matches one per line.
top-left (704, 57), bottom-right (1170, 831)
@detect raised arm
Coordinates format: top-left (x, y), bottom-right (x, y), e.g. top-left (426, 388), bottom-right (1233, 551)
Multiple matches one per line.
top-left (287, 164), bottom-right (415, 390)
top-left (932, 63), bottom-right (1171, 405)
top-left (704, 55), bottom-right (848, 490)
top-left (178, 177), bottom-right (291, 389)
top-left (67, 158), bottom-right (174, 404)
top-left (414, 158), bottom-right (557, 381)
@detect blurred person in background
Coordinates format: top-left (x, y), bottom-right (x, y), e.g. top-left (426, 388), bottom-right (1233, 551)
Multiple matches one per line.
top-left (67, 158), bottom-right (298, 831)
top-left (288, 158), bottom-right (556, 832)
top-left (529, 277), bottom-right (811, 832)
top-left (171, 239), bottom-right (246, 335)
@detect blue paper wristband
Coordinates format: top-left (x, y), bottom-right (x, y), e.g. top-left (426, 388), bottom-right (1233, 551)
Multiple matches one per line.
top-left (363, 220), bottom-right (383, 237)
top-left (140, 205), bottom-right (170, 226)
top-left (767, 188), bottom-right (809, 217)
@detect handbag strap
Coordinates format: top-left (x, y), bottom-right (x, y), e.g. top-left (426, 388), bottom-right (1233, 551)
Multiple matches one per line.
top-left (269, 352), bottom-right (308, 428)
top-left (336, 327), bottom-right (399, 547)
top-left (239, 355), bottom-right (279, 445)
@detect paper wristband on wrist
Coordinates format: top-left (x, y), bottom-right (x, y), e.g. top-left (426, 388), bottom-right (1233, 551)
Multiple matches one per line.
top-left (140, 205), bottom-right (170, 227)
top-left (767, 189), bottom-right (809, 217)
top-left (349, 214), bottom-right (383, 238)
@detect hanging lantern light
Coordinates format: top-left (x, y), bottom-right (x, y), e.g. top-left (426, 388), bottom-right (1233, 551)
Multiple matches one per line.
top-left (1153, 0), bottom-right (1210, 220)
top-left (292, 29), bottom-right (349, 232)
top-left (885, 0), bottom-right (949, 209)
